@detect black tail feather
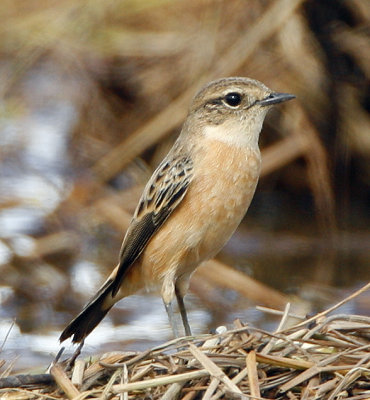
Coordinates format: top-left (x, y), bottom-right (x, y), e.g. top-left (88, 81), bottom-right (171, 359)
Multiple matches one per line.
top-left (60, 279), bottom-right (114, 343)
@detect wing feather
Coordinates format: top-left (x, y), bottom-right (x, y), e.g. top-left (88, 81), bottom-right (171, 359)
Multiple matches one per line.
top-left (111, 154), bottom-right (193, 296)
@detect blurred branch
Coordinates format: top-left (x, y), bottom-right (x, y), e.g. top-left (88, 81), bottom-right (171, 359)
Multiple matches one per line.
top-left (195, 259), bottom-right (290, 309)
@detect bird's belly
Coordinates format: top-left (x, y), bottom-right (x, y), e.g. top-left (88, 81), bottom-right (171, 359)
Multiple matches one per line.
top-left (141, 141), bottom-right (261, 284)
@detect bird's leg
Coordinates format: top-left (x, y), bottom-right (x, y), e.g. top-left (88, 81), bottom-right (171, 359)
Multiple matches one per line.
top-left (67, 340), bottom-right (84, 370)
top-left (175, 286), bottom-right (192, 336)
top-left (163, 300), bottom-right (180, 338)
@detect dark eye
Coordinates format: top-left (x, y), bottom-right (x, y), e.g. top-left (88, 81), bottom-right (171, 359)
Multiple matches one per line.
top-left (224, 92), bottom-right (242, 107)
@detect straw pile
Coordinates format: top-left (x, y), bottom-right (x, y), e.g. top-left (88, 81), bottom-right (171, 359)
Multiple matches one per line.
top-left (0, 285), bottom-right (369, 400)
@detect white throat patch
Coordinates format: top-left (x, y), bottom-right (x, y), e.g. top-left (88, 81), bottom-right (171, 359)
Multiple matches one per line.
top-left (202, 112), bottom-right (266, 149)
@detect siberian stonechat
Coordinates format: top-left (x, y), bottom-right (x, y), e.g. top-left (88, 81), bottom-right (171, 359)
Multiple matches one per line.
top-left (60, 77), bottom-right (295, 343)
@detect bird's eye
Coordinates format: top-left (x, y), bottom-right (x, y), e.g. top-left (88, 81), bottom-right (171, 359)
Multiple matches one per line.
top-left (224, 92), bottom-right (242, 107)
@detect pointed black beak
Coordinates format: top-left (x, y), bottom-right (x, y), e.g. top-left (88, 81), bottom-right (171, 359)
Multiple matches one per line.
top-left (258, 92), bottom-right (296, 107)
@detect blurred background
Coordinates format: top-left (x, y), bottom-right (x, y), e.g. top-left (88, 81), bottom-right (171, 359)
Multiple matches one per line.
top-left (0, 0), bottom-right (369, 370)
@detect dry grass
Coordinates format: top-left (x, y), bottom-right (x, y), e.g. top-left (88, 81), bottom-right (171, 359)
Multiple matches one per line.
top-left (0, 284), bottom-right (369, 399)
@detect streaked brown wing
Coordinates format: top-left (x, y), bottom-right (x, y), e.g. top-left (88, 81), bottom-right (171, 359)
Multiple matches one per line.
top-left (111, 154), bottom-right (193, 296)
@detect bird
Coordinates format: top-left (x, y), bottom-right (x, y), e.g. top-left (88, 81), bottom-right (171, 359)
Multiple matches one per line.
top-left (60, 77), bottom-right (295, 344)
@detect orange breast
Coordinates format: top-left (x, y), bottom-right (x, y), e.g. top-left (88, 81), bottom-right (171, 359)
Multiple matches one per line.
top-left (139, 139), bottom-right (261, 286)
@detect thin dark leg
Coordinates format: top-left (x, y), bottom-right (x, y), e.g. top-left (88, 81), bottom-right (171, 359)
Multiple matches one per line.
top-left (66, 340), bottom-right (84, 370)
top-left (163, 300), bottom-right (180, 338)
top-left (175, 287), bottom-right (192, 336)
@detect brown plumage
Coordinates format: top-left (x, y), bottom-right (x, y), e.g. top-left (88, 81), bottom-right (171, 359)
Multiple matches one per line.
top-left (60, 77), bottom-right (294, 343)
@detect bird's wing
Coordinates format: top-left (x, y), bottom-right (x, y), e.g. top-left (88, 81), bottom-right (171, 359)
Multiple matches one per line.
top-left (111, 154), bottom-right (194, 296)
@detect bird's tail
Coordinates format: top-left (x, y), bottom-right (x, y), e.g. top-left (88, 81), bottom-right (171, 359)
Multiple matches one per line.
top-left (59, 278), bottom-right (115, 343)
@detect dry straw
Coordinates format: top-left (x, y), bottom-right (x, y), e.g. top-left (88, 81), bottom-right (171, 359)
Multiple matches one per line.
top-left (0, 283), bottom-right (369, 399)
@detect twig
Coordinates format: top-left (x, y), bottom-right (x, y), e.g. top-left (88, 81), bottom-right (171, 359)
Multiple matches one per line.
top-left (246, 351), bottom-right (260, 399)
top-left (50, 364), bottom-right (80, 399)
top-left (189, 343), bottom-right (243, 395)
top-left (281, 283), bottom-right (370, 332)
top-left (112, 369), bottom-right (209, 394)
top-left (0, 373), bottom-right (54, 389)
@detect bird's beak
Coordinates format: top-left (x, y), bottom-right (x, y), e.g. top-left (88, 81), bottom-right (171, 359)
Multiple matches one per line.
top-left (258, 92), bottom-right (296, 106)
